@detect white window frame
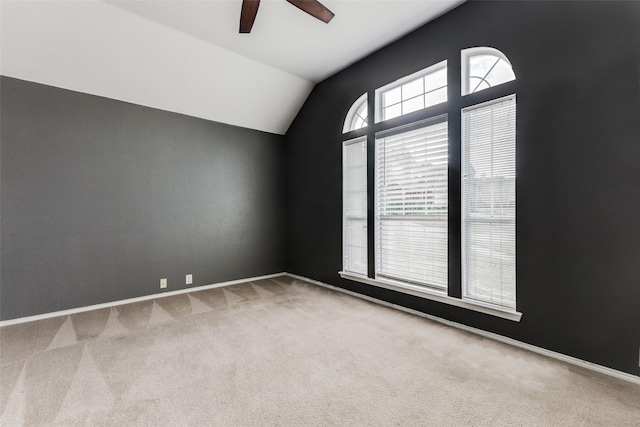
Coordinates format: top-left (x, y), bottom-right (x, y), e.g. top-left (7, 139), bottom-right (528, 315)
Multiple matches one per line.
top-left (461, 47), bottom-right (515, 96)
top-left (340, 48), bottom-right (522, 322)
top-left (342, 136), bottom-right (368, 276)
top-left (461, 94), bottom-right (517, 310)
top-left (374, 60), bottom-right (447, 124)
top-left (343, 93), bottom-right (368, 134)
top-left (374, 116), bottom-right (449, 292)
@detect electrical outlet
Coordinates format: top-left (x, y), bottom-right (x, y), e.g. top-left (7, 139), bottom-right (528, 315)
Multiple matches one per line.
top-left (160, 278), bottom-right (167, 289)
top-left (186, 274), bottom-right (193, 285)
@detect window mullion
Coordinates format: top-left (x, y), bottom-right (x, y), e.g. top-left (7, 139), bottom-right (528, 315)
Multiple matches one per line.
top-left (448, 50), bottom-right (463, 299)
top-left (367, 90), bottom-right (376, 279)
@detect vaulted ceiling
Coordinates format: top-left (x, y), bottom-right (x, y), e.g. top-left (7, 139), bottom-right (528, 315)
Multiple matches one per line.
top-left (1, 0), bottom-right (463, 135)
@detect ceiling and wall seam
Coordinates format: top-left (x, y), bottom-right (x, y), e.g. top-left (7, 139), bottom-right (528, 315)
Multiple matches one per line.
top-left (0, 0), bottom-right (463, 134)
top-left (0, 0), bottom-right (313, 135)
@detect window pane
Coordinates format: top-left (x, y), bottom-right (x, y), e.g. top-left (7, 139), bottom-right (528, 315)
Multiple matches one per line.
top-left (343, 93), bottom-right (368, 133)
top-left (345, 218), bottom-right (368, 274)
top-left (469, 55), bottom-right (497, 84)
top-left (485, 59), bottom-right (516, 88)
top-left (402, 95), bottom-right (424, 115)
top-left (383, 87), bottom-right (401, 108)
top-left (356, 102), bottom-right (368, 119)
top-left (462, 96), bottom-right (516, 309)
top-left (384, 104), bottom-right (402, 121)
top-left (402, 78), bottom-right (424, 100)
top-left (424, 87), bottom-right (447, 108)
top-left (424, 67), bottom-right (447, 90)
top-left (375, 60), bottom-right (447, 123)
top-left (469, 77), bottom-right (490, 93)
top-left (376, 120), bottom-right (448, 289)
top-left (464, 221), bottom-right (515, 306)
top-left (463, 49), bottom-right (515, 95)
top-left (343, 138), bottom-right (368, 275)
top-left (377, 220), bottom-right (448, 287)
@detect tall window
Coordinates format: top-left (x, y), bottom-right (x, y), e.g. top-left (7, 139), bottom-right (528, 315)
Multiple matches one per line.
top-left (462, 96), bottom-right (516, 309)
top-left (376, 118), bottom-right (448, 289)
top-left (343, 137), bottom-right (368, 275)
top-left (341, 47), bottom-right (519, 319)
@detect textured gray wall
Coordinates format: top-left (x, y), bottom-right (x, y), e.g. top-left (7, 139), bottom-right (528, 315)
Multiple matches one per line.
top-left (0, 76), bottom-right (285, 320)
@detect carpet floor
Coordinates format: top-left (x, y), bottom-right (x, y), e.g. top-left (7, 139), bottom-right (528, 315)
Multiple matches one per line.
top-left (1, 275), bottom-right (639, 426)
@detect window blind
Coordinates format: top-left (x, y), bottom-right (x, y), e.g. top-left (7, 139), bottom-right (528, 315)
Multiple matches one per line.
top-left (343, 137), bottom-right (368, 275)
top-left (376, 120), bottom-right (448, 289)
top-left (462, 95), bottom-right (516, 309)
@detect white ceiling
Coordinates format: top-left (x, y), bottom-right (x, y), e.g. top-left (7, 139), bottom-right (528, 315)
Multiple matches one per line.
top-left (108, 0), bottom-right (464, 83)
top-left (1, 0), bottom-right (463, 134)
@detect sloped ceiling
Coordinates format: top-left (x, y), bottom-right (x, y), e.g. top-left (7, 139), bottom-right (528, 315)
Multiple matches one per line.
top-left (1, 0), bottom-right (463, 135)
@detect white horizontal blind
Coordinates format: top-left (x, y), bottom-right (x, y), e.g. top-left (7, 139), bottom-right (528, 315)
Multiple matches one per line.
top-left (376, 120), bottom-right (448, 289)
top-left (462, 95), bottom-right (516, 309)
top-left (343, 137), bottom-right (368, 275)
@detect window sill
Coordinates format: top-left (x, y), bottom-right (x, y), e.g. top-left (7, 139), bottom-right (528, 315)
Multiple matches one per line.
top-left (338, 271), bottom-right (522, 322)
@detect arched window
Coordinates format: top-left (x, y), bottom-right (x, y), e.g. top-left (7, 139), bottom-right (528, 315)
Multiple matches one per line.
top-left (462, 47), bottom-right (515, 95)
top-left (342, 93), bottom-right (368, 133)
top-left (340, 46), bottom-right (519, 320)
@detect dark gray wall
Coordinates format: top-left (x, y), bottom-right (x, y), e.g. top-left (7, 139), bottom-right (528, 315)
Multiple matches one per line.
top-left (285, 1), bottom-right (640, 376)
top-left (1, 76), bottom-right (285, 320)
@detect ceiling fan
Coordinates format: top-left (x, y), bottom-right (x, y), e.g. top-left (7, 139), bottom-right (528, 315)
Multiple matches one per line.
top-left (240, 0), bottom-right (335, 33)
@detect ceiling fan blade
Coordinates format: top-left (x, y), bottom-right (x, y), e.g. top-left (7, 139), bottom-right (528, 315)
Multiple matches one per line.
top-left (286, 0), bottom-right (334, 24)
top-left (240, 0), bottom-right (260, 33)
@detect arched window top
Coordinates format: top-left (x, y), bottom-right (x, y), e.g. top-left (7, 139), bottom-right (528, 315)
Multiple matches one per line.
top-left (343, 93), bottom-right (368, 133)
top-left (462, 47), bottom-right (515, 95)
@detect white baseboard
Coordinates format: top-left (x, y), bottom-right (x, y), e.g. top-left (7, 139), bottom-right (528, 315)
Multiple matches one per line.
top-left (0, 272), bottom-right (287, 327)
top-left (286, 273), bottom-right (640, 386)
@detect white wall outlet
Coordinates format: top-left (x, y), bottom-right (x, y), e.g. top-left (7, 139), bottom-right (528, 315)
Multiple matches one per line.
top-left (160, 278), bottom-right (167, 289)
top-left (186, 274), bottom-right (193, 285)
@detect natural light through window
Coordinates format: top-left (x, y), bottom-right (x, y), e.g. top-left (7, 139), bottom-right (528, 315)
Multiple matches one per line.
top-left (375, 118), bottom-right (448, 289)
top-left (343, 93), bottom-right (368, 133)
top-left (376, 61), bottom-right (447, 122)
top-left (462, 47), bottom-right (515, 95)
top-left (341, 47), bottom-right (519, 320)
top-left (462, 95), bottom-right (516, 309)
top-left (343, 137), bottom-right (368, 275)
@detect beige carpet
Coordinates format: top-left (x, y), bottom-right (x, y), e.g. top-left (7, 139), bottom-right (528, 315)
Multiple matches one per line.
top-left (1, 276), bottom-right (639, 426)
